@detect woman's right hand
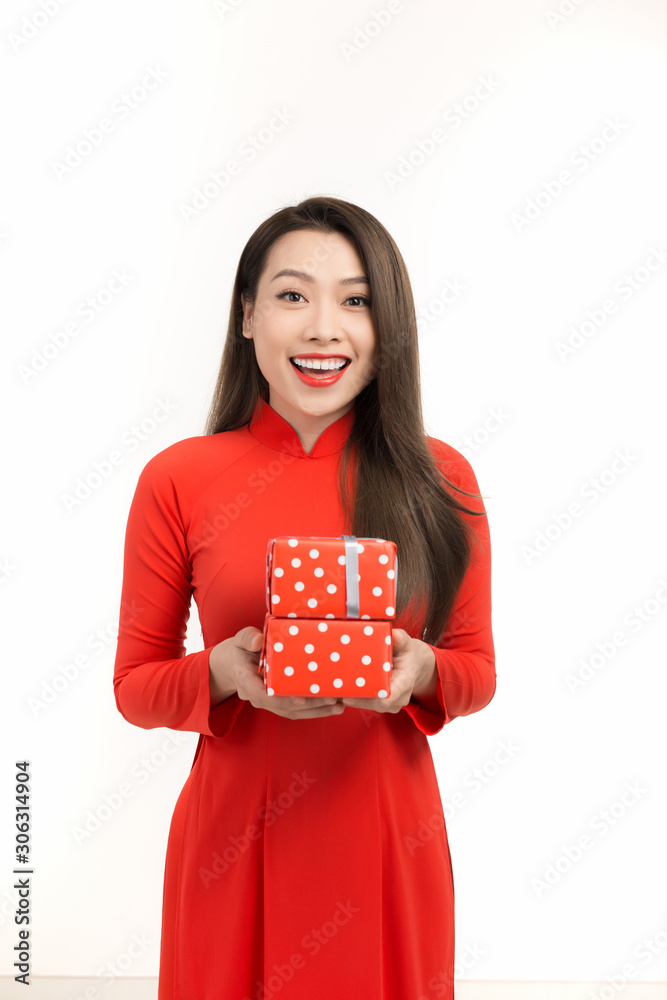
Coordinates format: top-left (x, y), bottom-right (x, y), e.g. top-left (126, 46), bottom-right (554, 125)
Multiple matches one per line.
top-left (208, 625), bottom-right (345, 720)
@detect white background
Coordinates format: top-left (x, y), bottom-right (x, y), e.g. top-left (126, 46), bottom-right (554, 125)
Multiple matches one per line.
top-left (2, 0), bottom-right (666, 988)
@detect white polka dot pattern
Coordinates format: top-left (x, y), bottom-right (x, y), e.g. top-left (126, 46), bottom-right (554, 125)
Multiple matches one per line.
top-left (261, 537), bottom-right (397, 698)
top-left (261, 615), bottom-right (393, 698)
top-left (266, 536), bottom-right (397, 618)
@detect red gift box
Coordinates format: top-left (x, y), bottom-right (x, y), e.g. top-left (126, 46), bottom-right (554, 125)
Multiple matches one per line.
top-left (265, 535), bottom-right (397, 620)
top-left (260, 614), bottom-right (393, 698)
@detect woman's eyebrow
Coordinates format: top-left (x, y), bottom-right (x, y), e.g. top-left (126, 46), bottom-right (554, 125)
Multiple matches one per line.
top-left (270, 268), bottom-right (369, 286)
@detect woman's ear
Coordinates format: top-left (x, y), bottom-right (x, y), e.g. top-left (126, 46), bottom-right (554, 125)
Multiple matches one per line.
top-left (241, 297), bottom-right (253, 339)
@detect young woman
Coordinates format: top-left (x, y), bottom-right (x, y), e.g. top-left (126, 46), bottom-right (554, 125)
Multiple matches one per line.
top-left (113, 196), bottom-right (496, 1000)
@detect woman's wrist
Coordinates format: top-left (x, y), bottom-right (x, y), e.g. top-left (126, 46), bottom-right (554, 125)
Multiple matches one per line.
top-left (209, 641), bottom-right (237, 707)
top-left (410, 641), bottom-right (439, 710)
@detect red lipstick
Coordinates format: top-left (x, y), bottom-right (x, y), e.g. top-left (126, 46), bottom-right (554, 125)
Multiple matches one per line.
top-left (289, 354), bottom-right (351, 387)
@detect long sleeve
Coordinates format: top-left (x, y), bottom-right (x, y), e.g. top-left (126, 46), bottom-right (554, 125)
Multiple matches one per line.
top-left (112, 449), bottom-right (245, 737)
top-left (403, 442), bottom-right (496, 736)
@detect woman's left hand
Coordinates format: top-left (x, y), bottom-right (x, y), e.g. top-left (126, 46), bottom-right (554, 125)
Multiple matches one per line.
top-left (340, 628), bottom-right (438, 714)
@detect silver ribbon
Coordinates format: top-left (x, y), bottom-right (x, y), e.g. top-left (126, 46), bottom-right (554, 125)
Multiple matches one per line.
top-left (341, 535), bottom-right (360, 618)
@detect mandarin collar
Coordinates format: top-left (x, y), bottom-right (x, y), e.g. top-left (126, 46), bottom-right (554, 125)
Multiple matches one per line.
top-left (248, 396), bottom-right (355, 459)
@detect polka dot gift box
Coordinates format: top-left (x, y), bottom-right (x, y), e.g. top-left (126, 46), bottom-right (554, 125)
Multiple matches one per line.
top-left (260, 535), bottom-right (398, 698)
top-left (265, 535), bottom-right (397, 619)
top-left (260, 615), bottom-right (394, 698)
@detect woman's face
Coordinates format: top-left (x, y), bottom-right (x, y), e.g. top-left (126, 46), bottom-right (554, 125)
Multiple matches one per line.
top-left (242, 229), bottom-right (377, 429)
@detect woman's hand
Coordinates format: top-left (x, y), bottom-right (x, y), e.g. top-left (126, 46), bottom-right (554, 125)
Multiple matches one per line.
top-left (340, 628), bottom-right (439, 715)
top-left (209, 626), bottom-right (345, 720)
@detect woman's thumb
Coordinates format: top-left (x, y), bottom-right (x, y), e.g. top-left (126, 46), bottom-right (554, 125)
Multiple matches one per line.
top-left (391, 628), bottom-right (410, 652)
top-left (238, 626), bottom-right (264, 651)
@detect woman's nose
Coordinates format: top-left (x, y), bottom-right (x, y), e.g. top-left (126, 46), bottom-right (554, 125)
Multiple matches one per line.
top-left (302, 302), bottom-right (342, 340)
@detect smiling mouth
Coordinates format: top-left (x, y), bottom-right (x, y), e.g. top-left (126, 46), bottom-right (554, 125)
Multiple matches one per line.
top-left (290, 357), bottom-right (351, 377)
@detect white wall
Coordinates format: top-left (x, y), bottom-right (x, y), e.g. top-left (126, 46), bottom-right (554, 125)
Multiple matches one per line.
top-left (2, 0), bottom-right (666, 989)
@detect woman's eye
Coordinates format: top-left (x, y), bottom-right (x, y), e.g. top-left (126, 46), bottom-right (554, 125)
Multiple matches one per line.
top-left (275, 290), bottom-right (370, 307)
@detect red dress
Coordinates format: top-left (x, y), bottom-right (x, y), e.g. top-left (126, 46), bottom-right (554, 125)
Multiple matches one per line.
top-left (113, 396), bottom-right (496, 1000)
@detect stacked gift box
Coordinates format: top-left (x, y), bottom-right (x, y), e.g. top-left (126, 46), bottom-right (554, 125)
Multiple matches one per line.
top-left (259, 535), bottom-right (398, 698)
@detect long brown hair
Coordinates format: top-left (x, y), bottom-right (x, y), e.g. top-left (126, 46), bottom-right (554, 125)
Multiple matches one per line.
top-left (204, 196), bottom-right (488, 645)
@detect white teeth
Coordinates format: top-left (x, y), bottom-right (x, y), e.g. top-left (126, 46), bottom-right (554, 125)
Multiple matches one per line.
top-left (292, 357), bottom-right (347, 371)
